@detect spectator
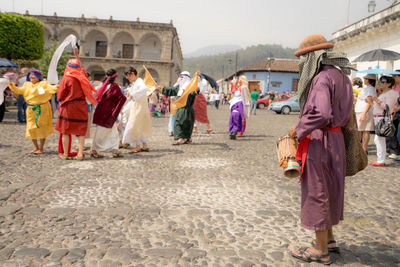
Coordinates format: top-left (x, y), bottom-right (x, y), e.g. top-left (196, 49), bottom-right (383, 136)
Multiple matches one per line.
top-left (268, 90), bottom-right (275, 101)
top-left (17, 68), bottom-right (29, 123)
top-left (386, 70), bottom-right (400, 160)
top-left (354, 75), bottom-right (375, 152)
top-left (370, 76), bottom-right (399, 166)
top-left (209, 91), bottom-right (216, 107)
top-left (215, 91), bottom-right (220, 109)
top-left (250, 88), bottom-right (259, 115)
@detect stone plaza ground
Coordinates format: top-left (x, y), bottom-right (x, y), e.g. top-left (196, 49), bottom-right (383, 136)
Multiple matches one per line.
top-left (0, 105), bottom-right (399, 266)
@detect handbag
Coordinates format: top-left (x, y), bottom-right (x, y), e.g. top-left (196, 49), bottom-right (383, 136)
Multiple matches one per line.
top-left (375, 105), bottom-right (396, 137)
top-left (342, 109), bottom-right (368, 176)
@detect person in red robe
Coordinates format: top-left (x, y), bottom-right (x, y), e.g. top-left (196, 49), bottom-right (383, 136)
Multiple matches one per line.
top-left (90, 69), bottom-right (126, 158)
top-left (55, 53), bottom-right (97, 160)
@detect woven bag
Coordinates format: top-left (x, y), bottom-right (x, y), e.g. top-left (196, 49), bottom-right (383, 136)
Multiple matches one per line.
top-left (342, 109), bottom-right (368, 176)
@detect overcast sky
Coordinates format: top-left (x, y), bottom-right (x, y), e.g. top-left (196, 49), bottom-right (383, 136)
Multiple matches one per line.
top-left (1, 0), bottom-right (394, 54)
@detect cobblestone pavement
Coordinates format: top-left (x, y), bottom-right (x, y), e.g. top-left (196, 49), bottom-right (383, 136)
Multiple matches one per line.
top-left (0, 105), bottom-right (399, 267)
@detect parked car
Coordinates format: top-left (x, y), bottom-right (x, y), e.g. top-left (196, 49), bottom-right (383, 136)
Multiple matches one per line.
top-left (256, 96), bottom-right (270, 109)
top-left (256, 93), bottom-right (291, 109)
top-left (278, 94), bottom-right (290, 101)
top-left (268, 95), bottom-right (300, 114)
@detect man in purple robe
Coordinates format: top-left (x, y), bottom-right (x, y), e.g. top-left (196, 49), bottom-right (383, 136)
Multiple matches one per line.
top-left (289, 35), bottom-right (355, 265)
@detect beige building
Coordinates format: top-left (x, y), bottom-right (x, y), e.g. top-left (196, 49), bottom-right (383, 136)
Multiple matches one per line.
top-left (331, 2), bottom-right (400, 76)
top-left (28, 12), bottom-right (183, 86)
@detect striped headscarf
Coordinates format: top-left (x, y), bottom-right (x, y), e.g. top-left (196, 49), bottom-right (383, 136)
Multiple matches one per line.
top-left (26, 68), bottom-right (43, 82)
top-left (297, 49), bottom-right (356, 112)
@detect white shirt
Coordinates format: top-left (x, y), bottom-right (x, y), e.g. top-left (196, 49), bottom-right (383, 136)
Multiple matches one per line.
top-left (355, 85), bottom-right (375, 113)
top-left (128, 78), bottom-right (147, 101)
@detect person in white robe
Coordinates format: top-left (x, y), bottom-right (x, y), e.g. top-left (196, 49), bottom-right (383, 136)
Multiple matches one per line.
top-left (122, 67), bottom-right (152, 153)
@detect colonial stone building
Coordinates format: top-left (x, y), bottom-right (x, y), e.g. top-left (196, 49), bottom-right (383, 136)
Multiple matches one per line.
top-left (331, 2), bottom-right (400, 75)
top-left (28, 12), bottom-right (183, 85)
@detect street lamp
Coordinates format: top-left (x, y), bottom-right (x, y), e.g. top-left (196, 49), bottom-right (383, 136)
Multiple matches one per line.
top-left (368, 0), bottom-right (376, 13)
top-left (266, 57), bottom-right (275, 94)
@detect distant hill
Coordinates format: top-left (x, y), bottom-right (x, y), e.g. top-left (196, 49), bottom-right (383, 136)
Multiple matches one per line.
top-left (184, 44), bottom-right (242, 58)
top-left (183, 44), bottom-right (297, 79)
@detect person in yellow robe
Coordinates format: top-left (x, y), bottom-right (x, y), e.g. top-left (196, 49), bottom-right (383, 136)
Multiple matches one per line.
top-left (8, 69), bottom-right (58, 154)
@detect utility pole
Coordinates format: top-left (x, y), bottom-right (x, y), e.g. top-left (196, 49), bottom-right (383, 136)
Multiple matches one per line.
top-left (346, 0), bottom-right (351, 25)
top-left (235, 52), bottom-right (238, 76)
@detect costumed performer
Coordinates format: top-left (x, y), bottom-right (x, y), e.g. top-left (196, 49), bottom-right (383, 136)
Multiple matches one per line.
top-left (8, 69), bottom-right (58, 154)
top-left (148, 89), bottom-right (159, 117)
top-left (161, 71), bottom-right (198, 145)
top-left (237, 75), bottom-right (250, 136)
top-left (55, 57), bottom-right (97, 160)
top-left (122, 67), bottom-right (152, 153)
top-left (288, 34), bottom-right (354, 265)
top-left (90, 69), bottom-right (126, 158)
top-left (228, 77), bottom-right (246, 139)
top-left (193, 75), bottom-right (213, 134)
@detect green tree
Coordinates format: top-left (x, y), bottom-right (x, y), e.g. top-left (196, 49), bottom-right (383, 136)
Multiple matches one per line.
top-left (39, 41), bottom-right (71, 78)
top-left (0, 13), bottom-right (44, 60)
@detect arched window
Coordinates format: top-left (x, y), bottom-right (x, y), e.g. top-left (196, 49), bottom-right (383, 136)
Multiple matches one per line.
top-left (139, 34), bottom-right (162, 60)
top-left (111, 32), bottom-right (135, 59)
top-left (84, 30), bottom-right (108, 57)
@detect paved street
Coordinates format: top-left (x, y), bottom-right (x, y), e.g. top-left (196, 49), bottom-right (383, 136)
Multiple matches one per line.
top-left (0, 105), bottom-right (399, 267)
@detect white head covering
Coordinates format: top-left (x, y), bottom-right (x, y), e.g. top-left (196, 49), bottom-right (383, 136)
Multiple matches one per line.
top-left (174, 71), bottom-right (191, 96)
top-left (0, 78), bottom-right (10, 105)
top-left (198, 77), bottom-right (209, 94)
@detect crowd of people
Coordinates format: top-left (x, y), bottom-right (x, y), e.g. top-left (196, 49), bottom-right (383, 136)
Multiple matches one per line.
top-left (1, 33), bottom-right (400, 265)
top-left (352, 72), bottom-right (400, 165)
top-left (0, 48), bottom-right (257, 156)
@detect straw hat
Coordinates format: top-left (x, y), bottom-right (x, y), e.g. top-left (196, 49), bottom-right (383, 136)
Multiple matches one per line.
top-left (295, 34), bottom-right (334, 57)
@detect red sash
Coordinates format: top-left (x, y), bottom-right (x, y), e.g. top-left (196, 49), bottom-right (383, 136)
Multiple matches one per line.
top-left (295, 127), bottom-right (341, 183)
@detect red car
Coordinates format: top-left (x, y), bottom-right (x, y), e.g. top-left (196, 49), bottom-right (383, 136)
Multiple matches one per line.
top-left (256, 94), bottom-right (290, 109)
top-left (256, 96), bottom-right (270, 109)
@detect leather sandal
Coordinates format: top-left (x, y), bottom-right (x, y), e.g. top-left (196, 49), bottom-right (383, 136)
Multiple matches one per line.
top-left (172, 139), bottom-right (186, 145)
top-left (140, 148), bottom-right (149, 152)
top-left (311, 239), bottom-right (340, 254)
top-left (128, 148), bottom-right (141, 153)
top-left (58, 154), bottom-right (69, 160)
top-left (74, 154), bottom-right (84, 161)
top-left (112, 152), bottom-right (124, 158)
top-left (291, 247), bottom-right (332, 265)
top-left (89, 150), bottom-right (104, 158)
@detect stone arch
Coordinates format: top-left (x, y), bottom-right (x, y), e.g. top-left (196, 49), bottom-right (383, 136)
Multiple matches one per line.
top-left (139, 68), bottom-right (160, 83)
top-left (84, 30), bottom-right (108, 58)
top-left (86, 65), bottom-right (105, 83)
top-left (44, 27), bottom-right (53, 48)
top-left (58, 28), bottom-right (80, 54)
top-left (111, 31), bottom-right (135, 59)
top-left (138, 33), bottom-right (162, 60)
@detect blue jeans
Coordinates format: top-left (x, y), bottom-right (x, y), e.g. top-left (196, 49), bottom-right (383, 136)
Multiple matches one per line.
top-left (17, 95), bottom-right (27, 122)
top-left (168, 115), bottom-right (176, 133)
top-left (250, 100), bottom-right (257, 115)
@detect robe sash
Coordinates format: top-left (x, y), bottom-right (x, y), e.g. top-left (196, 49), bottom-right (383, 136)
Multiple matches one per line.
top-left (296, 126), bottom-right (341, 182)
top-left (28, 103), bottom-right (46, 128)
